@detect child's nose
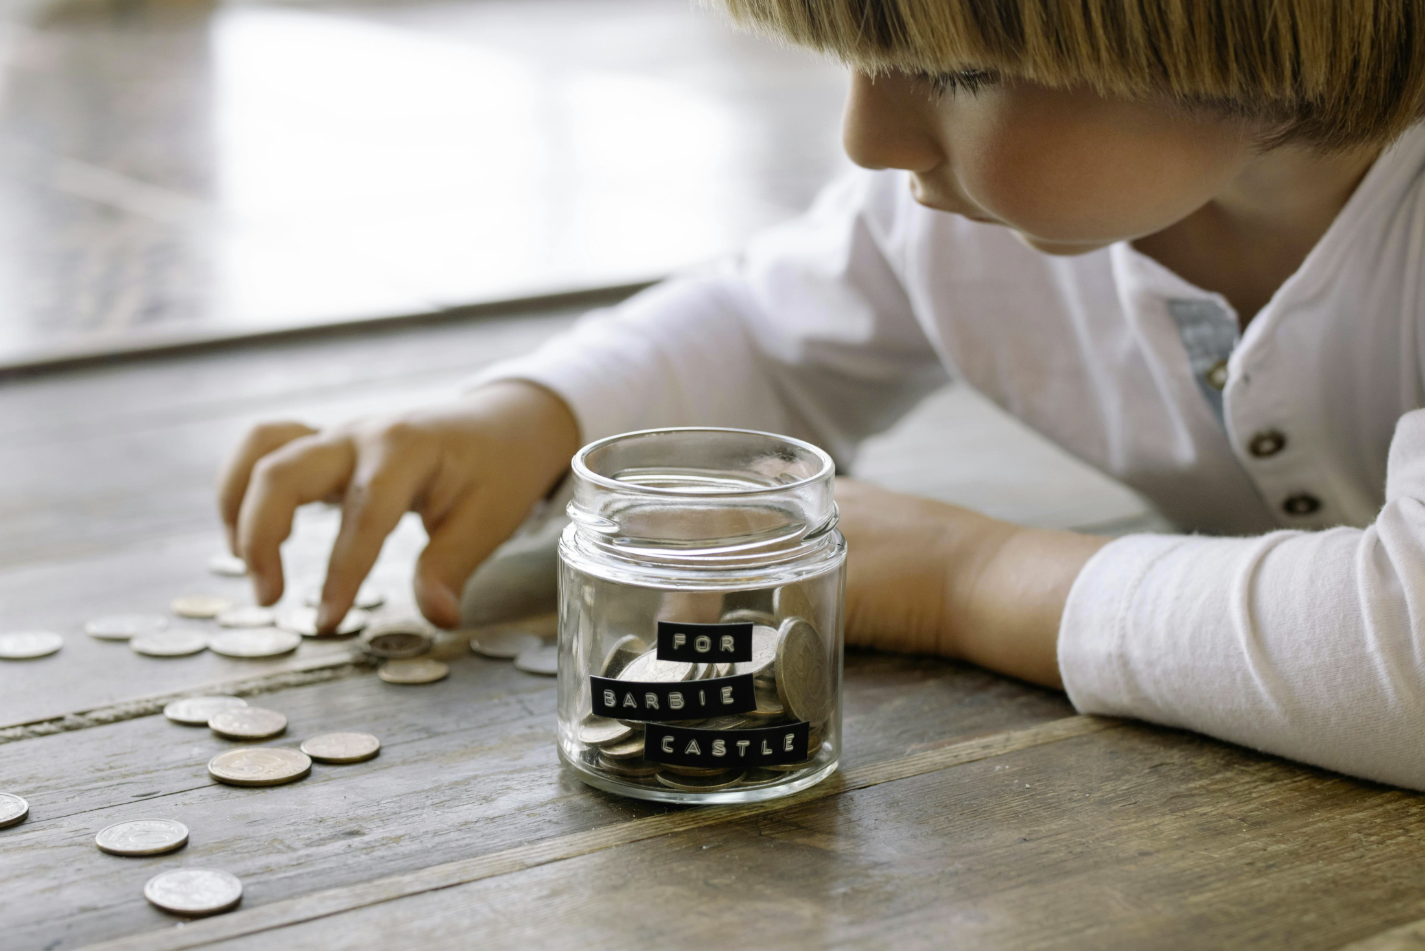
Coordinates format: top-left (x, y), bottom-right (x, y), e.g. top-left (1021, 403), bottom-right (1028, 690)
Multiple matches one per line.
top-left (842, 71), bottom-right (944, 173)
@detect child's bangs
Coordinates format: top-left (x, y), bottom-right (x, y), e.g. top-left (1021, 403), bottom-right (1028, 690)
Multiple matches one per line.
top-left (716, 0), bottom-right (1425, 148)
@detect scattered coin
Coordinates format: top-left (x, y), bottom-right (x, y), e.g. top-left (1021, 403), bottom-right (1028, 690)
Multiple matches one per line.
top-left (360, 618), bottom-right (434, 659)
top-left (277, 606), bottom-right (368, 638)
top-left (95, 819), bottom-right (189, 856)
top-left (514, 643), bottom-right (558, 676)
top-left (171, 595), bottom-right (236, 620)
top-left (208, 552), bottom-right (248, 577)
top-left (300, 731), bottom-right (381, 764)
top-left (85, 614), bottom-right (167, 641)
top-left (0, 793), bottom-right (29, 828)
top-left (164, 695), bottom-right (247, 726)
top-left (209, 628), bottom-right (301, 659)
top-left (774, 617), bottom-right (830, 724)
top-left (618, 649), bottom-right (697, 683)
top-left (131, 629), bottom-right (209, 658)
top-left (207, 747), bottom-right (311, 787)
top-left (0, 631), bottom-right (62, 660)
top-left (143, 868), bottom-right (243, 917)
top-left (599, 634), bottom-right (648, 678)
top-left (378, 658), bottom-right (449, 685)
top-left (577, 715), bottom-right (633, 746)
top-left (657, 769), bottom-right (744, 791)
top-left (209, 706), bottom-right (287, 741)
top-left (730, 624), bottom-right (779, 679)
top-left (598, 734), bottom-right (646, 759)
top-left (468, 629), bottom-right (543, 659)
top-left (304, 583), bottom-right (385, 611)
top-left (216, 606), bottom-right (276, 629)
top-left (597, 754), bottom-right (658, 778)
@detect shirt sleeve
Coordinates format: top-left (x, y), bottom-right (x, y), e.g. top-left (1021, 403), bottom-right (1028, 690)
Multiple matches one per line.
top-left (467, 170), bottom-right (950, 467)
top-left (1059, 407), bottom-right (1425, 789)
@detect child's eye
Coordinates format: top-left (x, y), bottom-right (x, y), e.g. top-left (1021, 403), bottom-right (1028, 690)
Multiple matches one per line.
top-left (915, 68), bottom-right (999, 99)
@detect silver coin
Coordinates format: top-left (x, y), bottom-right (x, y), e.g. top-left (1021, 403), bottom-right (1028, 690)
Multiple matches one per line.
top-left (599, 634), bottom-right (648, 678)
top-left (164, 695), bottom-right (247, 726)
top-left (0, 793), bottom-right (29, 828)
top-left (618, 649), bottom-right (696, 684)
top-left (577, 715), bottom-right (633, 746)
top-left (208, 552), bottom-right (248, 577)
top-left (277, 606), bottom-right (368, 638)
top-left (0, 631), bottom-right (62, 660)
top-left (774, 617), bottom-right (830, 724)
top-left (378, 658), bottom-right (449, 685)
top-left (131, 630), bottom-right (209, 658)
top-left (721, 607), bottom-right (779, 628)
top-left (304, 583), bottom-right (385, 611)
top-left (207, 747), bottom-right (311, 787)
top-left (144, 868), bottom-right (243, 917)
top-left (468, 629), bottom-right (543, 659)
top-left (746, 677), bottom-right (785, 717)
top-left (514, 644), bottom-right (558, 676)
top-left (171, 594), bottom-right (236, 620)
top-left (216, 606), bottom-right (276, 629)
top-left (599, 734), bottom-right (646, 760)
top-left (360, 618), bottom-right (434, 659)
top-left (657, 769), bottom-right (744, 791)
top-left (209, 706), bottom-right (287, 741)
top-left (95, 819), bottom-right (189, 856)
top-left (300, 731), bottom-right (381, 764)
top-left (731, 624), bottom-right (779, 679)
top-left (86, 614), bottom-right (167, 641)
top-left (597, 754), bottom-right (658, 778)
top-left (209, 628), bottom-right (301, 658)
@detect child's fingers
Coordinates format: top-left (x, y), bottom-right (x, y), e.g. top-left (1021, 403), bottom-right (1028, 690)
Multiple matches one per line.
top-left (218, 421), bottom-right (319, 554)
top-left (237, 434), bottom-right (357, 605)
top-left (413, 487), bottom-right (521, 629)
top-left (318, 441), bottom-right (436, 631)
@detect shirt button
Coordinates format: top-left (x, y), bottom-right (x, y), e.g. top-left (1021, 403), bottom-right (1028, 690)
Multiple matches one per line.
top-left (1205, 359), bottom-right (1229, 390)
top-left (1248, 429), bottom-right (1287, 458)
top-left (1282, 493), bottom-right (1322, 516)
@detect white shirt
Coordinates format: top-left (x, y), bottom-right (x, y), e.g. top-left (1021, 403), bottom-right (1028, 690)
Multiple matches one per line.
top-left (478, 122), bottom-right (1425, 789)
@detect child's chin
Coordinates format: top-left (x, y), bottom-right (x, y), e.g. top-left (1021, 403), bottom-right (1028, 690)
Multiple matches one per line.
top-left (1012, 230), bottom-right (1115, 257)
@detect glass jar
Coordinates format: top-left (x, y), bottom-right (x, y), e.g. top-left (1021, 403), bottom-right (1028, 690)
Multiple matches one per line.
top-left (557, 427), bottom-right (845, 804)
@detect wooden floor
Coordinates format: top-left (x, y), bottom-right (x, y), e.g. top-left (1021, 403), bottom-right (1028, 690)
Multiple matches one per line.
top-left (2, 306), bottom-right (1423, 950)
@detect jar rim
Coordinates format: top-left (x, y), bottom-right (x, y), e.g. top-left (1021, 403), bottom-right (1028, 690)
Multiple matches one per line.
top-left (571, 427), bottom-right (835, 498)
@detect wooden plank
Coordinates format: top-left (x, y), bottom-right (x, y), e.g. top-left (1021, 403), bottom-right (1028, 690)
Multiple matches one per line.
top-left (3, 649), bottom-right (1075, 951)
top-left (174, 724), bottom-right (1425, 951)
top-left (1341, 922), bottom-right (1425, 950)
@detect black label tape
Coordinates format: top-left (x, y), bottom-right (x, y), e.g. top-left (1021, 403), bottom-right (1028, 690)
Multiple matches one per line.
top-left (591, 672), bottom-right (757, 721)
top-left (645, 720), bottom-right (810, 768)
top-left (656, 620), bottom-right (753, 663)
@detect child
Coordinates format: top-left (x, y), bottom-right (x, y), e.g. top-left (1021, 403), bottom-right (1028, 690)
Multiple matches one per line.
top-left (219, 0), bottom-right (1425, 789)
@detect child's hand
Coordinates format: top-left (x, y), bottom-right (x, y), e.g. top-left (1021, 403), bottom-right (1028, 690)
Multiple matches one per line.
top-left (836, 477), bottom-right (1108, 688)
top-left (218, 381), bottom-right (580, 632)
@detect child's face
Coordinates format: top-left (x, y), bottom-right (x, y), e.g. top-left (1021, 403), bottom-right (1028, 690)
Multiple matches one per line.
top-left (843, 70), bottom-right (1259, 254)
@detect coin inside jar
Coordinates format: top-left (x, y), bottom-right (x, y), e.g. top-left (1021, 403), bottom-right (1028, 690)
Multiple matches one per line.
top-left (378, 658), bottom-right (449, 684)
top-left (577, 715), bottom-right (634, 746)
top-left (209, 628), bottom-right (301, 658)
top-left (300, 732), bottom-right (381, 764)
top-left (207, 747), bottom-right (311, 786)
top-left (0, 631), bottom-right (62, 660)
top-left (618, 649), bottom-right (697, 683)
top-left (131, 629), bottom-right (209, 657)
top-left (208, 706), bottom-right (287, 741)
top-left (731, 624), bottom-right (779, 679)
top-left (95, 819), bottom-right (189, 856)
top-left (144, 868), bottom-right (243, 917)
top-left (164, 695), bottom-right (247, 726)
top-left (597, 754), bottom-right (658, 778)
top-left (657, 769), bottom-right (744, 791)
top-left (599, 634), bottom-right (648, 678)
top-left (773, 617), bottom-right (830, 724)
top-left (598, 734), bottom-right (646, 759)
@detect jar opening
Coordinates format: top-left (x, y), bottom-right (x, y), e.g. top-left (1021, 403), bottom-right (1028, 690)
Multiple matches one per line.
top-left (573, 428), bottom-right (834, 499)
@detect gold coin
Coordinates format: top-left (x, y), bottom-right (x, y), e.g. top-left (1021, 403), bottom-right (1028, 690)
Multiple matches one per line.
top-left (599, 734), bottom-right (646, 760)
top-left (300, 732), bottom-right (381, 764)
top-left (618, 649), bottom-right (696, 683)
top-left (171, 595), bottom-right (236, 620)
top-left (513, 644), bottom-right (558, 676)
top-left (378, 658), bottom-right (449, 684)
top-left (85, 614), bottom-right (167, 641)
top-left (210, 628), bottom-right (301, 658)
top-left (208, 706), bottom-right (287, 741)
top-left (95, 819), bottom-right (189, 856)
top-left (577, 715), bottom-right (633, 746)
top-left (468, 629), bottom-right (542, 659)
top-left (207, 747), bottom-right (311, 787)
top-left (131, 630), bottom-right (209, 657)
top-left (597, 754), bottom-right (658, 778)
top-left (0, 631), bottom-right (62, 659)
top-left (774, 617), bottom-right (830, 724)
top-left (144, 868), bottom-right (243, 917)
top-left (216, 606), bottom-right (276, 629)
top-left (164, 696), bottom-right (246, 726)
top-left (0, 793), bottom-right (29, 828)
top-left (277, 606), bottom-right (368, 638)
top-left (599, 634), bottom-right (648, 678)
top-left (656, 769), bottom-right (744, 791)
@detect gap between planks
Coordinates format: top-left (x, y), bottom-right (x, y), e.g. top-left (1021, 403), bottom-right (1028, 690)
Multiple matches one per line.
top-left (75, 713), bottom-right (1119, 951)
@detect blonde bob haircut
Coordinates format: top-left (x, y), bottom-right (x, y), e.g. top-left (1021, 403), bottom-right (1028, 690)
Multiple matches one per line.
top-left (716, 0), bottom-right (1425, 148)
